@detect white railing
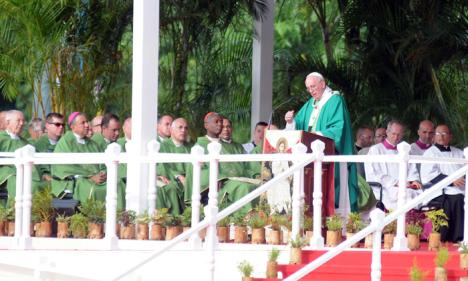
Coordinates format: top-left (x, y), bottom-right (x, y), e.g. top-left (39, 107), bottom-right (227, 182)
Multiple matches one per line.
top-left (0, 141), bottom-right (467, 281)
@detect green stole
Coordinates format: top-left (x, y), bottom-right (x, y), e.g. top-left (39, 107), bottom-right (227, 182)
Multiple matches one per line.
top-left (33, 134), bottom-right (58, 178)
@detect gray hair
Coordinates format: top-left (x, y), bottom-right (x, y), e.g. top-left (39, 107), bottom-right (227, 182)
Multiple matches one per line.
top-left (306, 72), bottom-right (324, 81)
top-left (29, 118), bottom-right (44, 132)
top-left (5, 110), bottom-right (24, 121)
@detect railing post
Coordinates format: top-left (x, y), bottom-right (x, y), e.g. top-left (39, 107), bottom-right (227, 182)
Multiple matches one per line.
top-left (189, 145), bottom-right (204, 249)
top-left (20, 145), bottom-right (35, 250)
top-left (104, 143), bottom-right (121, 249)
top-left (147, 140), bottom-right (160, 216)
top-left (205, 142), bottom-right (221, 281)
top-left (292, 143), bottom-right (307, 240)
top-left (393, 142), bottom-right (410, 251)
top-left (463, 147), bottom-right (468, 245)
top-left (13, 147), bottom-right (24, 249)
top-left (370, 209), bottom-right (385, 281)
top-left (310, 140), bottom-right (325, 249)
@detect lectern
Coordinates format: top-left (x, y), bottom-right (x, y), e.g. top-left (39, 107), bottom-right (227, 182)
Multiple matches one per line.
top-left (262, 130), bottom-right (335, 217)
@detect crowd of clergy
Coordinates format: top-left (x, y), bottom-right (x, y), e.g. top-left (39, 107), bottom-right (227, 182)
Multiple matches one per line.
top-left (0, 103), bottom-right (465, 243)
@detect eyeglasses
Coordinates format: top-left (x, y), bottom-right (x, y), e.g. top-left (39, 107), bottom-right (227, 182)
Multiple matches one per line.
top-left (48, 122), bottom-right (64, 127)
top-left (435, 132), bottom-right (450, 136)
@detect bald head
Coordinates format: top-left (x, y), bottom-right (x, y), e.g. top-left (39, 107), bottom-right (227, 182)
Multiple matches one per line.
top-left (417, 120), bottom-right (434, 145)
top-left (91, 115), bottom-right (103, 134)
top-left (356, 126), bottom-right (374, 148)
top-left (204, 112), bottom-right (223, 138)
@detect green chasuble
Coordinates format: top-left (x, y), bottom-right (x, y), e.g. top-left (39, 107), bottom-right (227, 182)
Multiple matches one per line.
top-left (51, 131), bottom-right (126, 210)
top-left (116, 137), bottom-right (128, 182)
top-left (91, 133), bottom-right (108, 151)
top-left (184, 136), bottom-right (257, 214)
top-left (0, 131), bottom-right (43, 199)
top-left (155, 138), bottom-right (190, 215)
top-left (294, 92), bottom-right (358, 211)
top-left (33, 134), bottom-right (58, 179)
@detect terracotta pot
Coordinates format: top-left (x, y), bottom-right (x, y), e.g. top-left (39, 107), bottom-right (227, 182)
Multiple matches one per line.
top-left (35, 221), bottom-right (52, 237)
top-left (199, 227), bottom-right (207, 241)
top-left (268, 229), bottom-right (282, 245)
top-left (165, 226), bottom-right (183, 240)
top-left (428, 232), bottom-right (441, 251)
top-left (150, 224), bottom-right (165, 240)
top-left (434, 266), bottom-right (447, 281)
top-left (217, 226), bottom-right (229, 242)
top-left (326, 230), bottom-right (341, 247)
top-left (290, 247), bottom-right (302, 264)
top-left (72, 228), bottom-right (87, 239)
top-left (383, 233), bottom-right (394, 249)
top-left (251, 228), bottom-right (265, 244)
top-left (305, 230), bottom-right (313, 245)
top-left (346, 232), bottom-right (358, 248)
top-left (266, 261), bottom-right (278, 278)
top-left (407, 233), bottom-right (420, 250)
top-left (0, 221), bottom-right (6, 236)
top-left (116, 223), bottom-right (121, 238)
top-left (88, 223), bottom-right (103, 239)
top-left (460, 253), bottom-right (468, 269)
top-left (57, 222), bottom-right (68, 238)
top-left (7, 221), bottom-right (15, 236)
top-left (242, 277), bottom-right (253, 281)
top-left (234, 226), bottom-right (248, 243)
top-left (364, 234), bottom-right (373, 249)
top-left (120, 224), bottom-right (135, 239)
top-left (136, 223), bottom-right (149, 240)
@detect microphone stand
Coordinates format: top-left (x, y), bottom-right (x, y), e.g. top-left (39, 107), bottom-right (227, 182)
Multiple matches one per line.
top-left (268, 97), bottom-right (294, 129)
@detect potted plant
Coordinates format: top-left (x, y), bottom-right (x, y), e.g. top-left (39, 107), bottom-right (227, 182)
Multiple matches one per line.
top-left (0, 204), bottom-right (8, 236)
top-left (151, 208), bottom-right (168, 240)
top-left (266, 248), bottom-right (280, 278)
top-left (406, 210), bottom-right (425, 250)
top-left (70, 213), bottom-right (88, 238)
top-left (164, 214), bottom-right (183, 240)
top-left (345, 212), bottom-right (363, 248)
top-left (303, 215), bottom-right (313, 244)
top-left (237, 260), bottom-right (254, 281)
top-left (409, 258), bottom-right (428, 281)
top-left (425, 209), bottom-right (448, 251)
top-left (56, 214), bottom-right (70, 238)
top-left (325, 214), bottom-right (342, 247)
top-left (434, 247), bottom-right (450, 281)
top-left (119, 210), bottom-right (137, 239)
top-left (79, 198), bottom-right (106, 239)
top-left (289, 234), bottom-right (306, 264)
top-left (136, 211), bottom-right (151, 240)
top-left (217, 216), bottom-right (230, 243)
top-left (268, 213), bottom-right (286, 245)
top-left (459, 242), bottom-right (468, 269)
top-left (383, 220), bottom-right (396, 249)
top-left (231, 213), bottom-right (248, 243)
top-left (31, 187), bottom-right (54, 237)
top-left (6, 200), bottom-right (15, 236)
top-left (181, 207), bottom-right (192, 232)
top-left (248, 212), bottom-right (267, 244)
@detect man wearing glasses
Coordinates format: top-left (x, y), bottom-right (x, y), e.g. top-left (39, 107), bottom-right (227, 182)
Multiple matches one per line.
top-left (33, 112), bottom-right (65, 181)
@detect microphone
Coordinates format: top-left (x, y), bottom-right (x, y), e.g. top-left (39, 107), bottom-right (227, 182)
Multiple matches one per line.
top-left (268, 97), bottom-right (294, 129)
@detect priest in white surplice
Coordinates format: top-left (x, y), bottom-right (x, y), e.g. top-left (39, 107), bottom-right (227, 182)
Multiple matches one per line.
top-left (365, 120), bottom-right (422, 210)
top-left (410, 120), bottom-right (434, 156)
top-left (421, 124), bottom-right (465, 242)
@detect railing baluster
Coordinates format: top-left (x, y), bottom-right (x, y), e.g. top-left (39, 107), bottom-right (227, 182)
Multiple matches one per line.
top-left (370, 209), bottom-right (385, 281)
top-left (104, 143), bottom-right (121, 249)
top-left (310, 140), bottom-right (325, 249)
top-left (189, 145), bottom-right (204, 248)
top-left (13, 147), bottom-right (24, 249)
top-left (393, 142), bottom-right (410, 250)
top-left (292, 143), bottom-right (307, 240)
top-left (147, 140), bottom-right (160, 216)
top-left (20, 145), bottom-right (35, 249)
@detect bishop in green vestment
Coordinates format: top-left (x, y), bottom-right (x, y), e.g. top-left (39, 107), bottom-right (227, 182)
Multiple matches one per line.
top-left (285, 72), bottom-right (358, 212)
top-left (51, 112), bottom-right (126, 209)
top-left (0, 110), bottom-right (43, 199)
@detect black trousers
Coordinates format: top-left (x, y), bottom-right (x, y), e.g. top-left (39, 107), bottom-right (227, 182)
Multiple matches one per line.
top-left (429, 193), bottom-right (464, 242)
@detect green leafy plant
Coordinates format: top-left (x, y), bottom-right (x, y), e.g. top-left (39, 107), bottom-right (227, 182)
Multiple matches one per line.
top-left (435, 247), bottom-right (450, 268)
top-left (383, 220), bottom-right (397, 234)
top-left (119, 210), bottom-right (137, 226)
top-left (270, 213), bottom-right (287, 231)
top-left (255, 197), bottom-right (271, 217)
top-left (407, 223), bottom-right (423, 236)
top-left (268, 248), bottom-right (280, 262)
top-left (459, 242), bottom-right (468, 254)
top-left (6, 200), bottom-right (15, 221)
top-left (289, 234), bottom-right (307, 248)
top-left (164, 214), bottom-right (182, 227)
top-left (230, 213), bottom-right (247, 226)
top-left (409, 258), bottom-right (428, 281)
top-left (136, 211), bottom-right (151, 224)
top-left (326, 214), bottom-right (342, 231)
top-left (248, 213), bottom-right (267, 229)
top-left (56, 214), bottom-right (70, 224)
top-left (237, 260), bottom-right (253, 278)
top-left (0, 204), bottom-right (9, 221)
top-left (152, 208), bottom-right (168, 225)
top-left (345, 212), bottom-right (363, 233)
top-left (217, 216), bottom-right (230, 227)
top-left (425, 209), bottom-right (448, 233)
top-left (181, 207), bottom-right (192, 227)
top-left (70, 213), bottom-right (88, 238)
top-left (31, 187), bottom-right (54, 222)
top-left (303, 215), bottom-right (313, 231)
top-left (79, 198), bottom-right (106, 224)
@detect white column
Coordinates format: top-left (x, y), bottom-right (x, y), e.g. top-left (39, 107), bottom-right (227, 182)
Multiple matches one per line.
top-left (291, 143), bottom-right (307, 239)
top-left (147, 140), bottom-right (160, 216)
top-left (251, 0), bottom-right (274, 133)
top-left (126, 0), bottom-right (160, 212)
top-left (189, 145), bottom-right (204, 249)
top-left (370, 209), bottom-right (385, 281)
top-left (13, 147), bottom-right (24, 248)
top-left (104, 143), bottom-right (121, 249)
top-left (463, 147), bottom-right (468, 245)
top-left (20, 145), bottom-right (35, 250)
top-left (310, 140), bottom-right (325, 249)
top-left (392, 142), bottom-right (410, 251)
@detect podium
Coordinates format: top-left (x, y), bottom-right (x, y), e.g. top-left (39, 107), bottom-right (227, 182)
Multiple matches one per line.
top-left (263, 130), bottom-right (335, 217)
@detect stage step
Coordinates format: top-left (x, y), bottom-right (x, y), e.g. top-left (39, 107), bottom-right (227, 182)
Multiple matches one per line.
top-left (254, 246), bottom-right (468, 281)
